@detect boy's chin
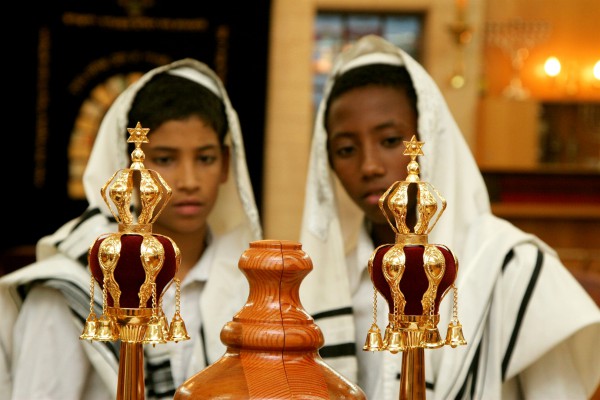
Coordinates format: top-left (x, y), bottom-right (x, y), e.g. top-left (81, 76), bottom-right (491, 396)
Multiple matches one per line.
top-left (364, 209), bottom-right (389, 225)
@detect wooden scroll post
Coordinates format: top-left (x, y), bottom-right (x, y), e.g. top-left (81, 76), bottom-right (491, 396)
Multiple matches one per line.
top-left (175, 239), bottom-right (366, 399)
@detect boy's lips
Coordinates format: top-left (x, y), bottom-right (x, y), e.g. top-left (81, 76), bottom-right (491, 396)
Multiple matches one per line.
top-left (365, 193), bottom-right (383, 206)
top-left (363, 182), bottom-right (401, 206)
top-left (364, 191), bottom-right (385, 206)
top-left (173, 200), bottom-right (203, 216)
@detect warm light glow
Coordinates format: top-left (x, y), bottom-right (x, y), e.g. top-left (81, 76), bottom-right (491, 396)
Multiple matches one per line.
top-left (455, 0), bottom-right (468, 9)
top-left (544, 56), bottom-right (561, 77)
top-left (594, 60), bottom-right (600, 80)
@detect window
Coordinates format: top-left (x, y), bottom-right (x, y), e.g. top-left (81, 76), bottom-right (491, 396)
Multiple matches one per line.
top-left (313, 11), bottom-right (425, 110)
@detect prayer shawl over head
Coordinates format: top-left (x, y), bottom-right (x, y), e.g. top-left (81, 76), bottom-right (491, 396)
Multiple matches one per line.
top-left (0, 58), bottom-right (262, 400)
top-left (299, 35), bottom-right (600, 399)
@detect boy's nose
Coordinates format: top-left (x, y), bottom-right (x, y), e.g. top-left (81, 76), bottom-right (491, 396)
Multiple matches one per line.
top-left (175, 162), bottom-right (200, 190)
top-left (361, 150), bottom-right (385, 177)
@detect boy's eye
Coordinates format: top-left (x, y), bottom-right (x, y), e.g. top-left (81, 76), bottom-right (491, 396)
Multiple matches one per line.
top-left (329, 137), bottom-right (357, 158)
top-left (334, 145), bottom-right (356, 158)
top-left (150, 155), bottom-right (174, 165)
top-left (382, 136), bottom-right (404, 148)
top-left (198, 154), bottom-right (218, 164)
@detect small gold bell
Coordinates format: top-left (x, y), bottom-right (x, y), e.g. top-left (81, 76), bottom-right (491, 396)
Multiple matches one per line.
top-left (362, 323), bottom-right (384, 352)
top-left (80, 313), bottom-right (98, 341)
top-left (445, 322), bottom-right (467, 348)
top-left (168, 315), bottom-right (190, 343)
top-left (386, 329), bottom-right (405, 354)
top-left (421, 324), bottom-right (445, 349)
top-left (95, 314), bottom-right (119, 341)
top-left (382, 324), bottom-right (393, 350)
top-left (143, 316), bottom-right (166, 346)
top-left (159, 313), bottom-right (170, 337)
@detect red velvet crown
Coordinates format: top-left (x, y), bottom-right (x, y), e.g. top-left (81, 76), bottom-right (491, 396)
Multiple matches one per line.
top-left (369, 244), bottom-right (456, 316)
top-left (89, 234), bottom-right (178, 308)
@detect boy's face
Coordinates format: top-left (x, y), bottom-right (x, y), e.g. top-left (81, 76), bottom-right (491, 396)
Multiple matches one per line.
top-left (326, 85), bottom-right (418, 225)
top-left (143, 115), bottom-right (229, 236)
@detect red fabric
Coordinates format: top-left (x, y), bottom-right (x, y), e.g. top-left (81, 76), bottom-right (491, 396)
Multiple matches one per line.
top-left (371, 244), bottom-right (456, 316)
top-left (89, 234), bottom-right (177, 308)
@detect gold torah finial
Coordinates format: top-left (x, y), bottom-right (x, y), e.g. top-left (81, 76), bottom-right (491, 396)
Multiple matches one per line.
top-left (364, 135), bottom-right (466, 362)
top-left (80, 122), bottom-right (189, 399)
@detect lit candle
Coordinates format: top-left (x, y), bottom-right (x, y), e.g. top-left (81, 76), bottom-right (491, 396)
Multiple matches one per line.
top-left (544, 56), bottom-right (561, 77)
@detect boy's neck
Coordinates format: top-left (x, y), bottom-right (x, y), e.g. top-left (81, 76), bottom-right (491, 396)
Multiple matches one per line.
top-left (369, 222), bottom-right (396, 247)
top-left (154, 226), bottom-right (208, 280)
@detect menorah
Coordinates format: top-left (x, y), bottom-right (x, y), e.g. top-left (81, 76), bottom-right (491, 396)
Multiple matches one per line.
top-left (486, 18), bottom-right (551, 100)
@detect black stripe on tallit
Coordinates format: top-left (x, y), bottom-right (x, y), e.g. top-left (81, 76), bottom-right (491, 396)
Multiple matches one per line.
top-left (145, 358), bottom-right (176, 399)
top-left (319, 342), bottom-right (357, 358)
top-left (52, 207), bottom-right (115, 267)
top-left (144, 319), bottom-right (209, 399)
top-left (77, 251), bottom-right (89, 267)
top-left (501, 249), bottom-right (515, 272)
top-left (312, 306), bottom-right (353, 320)
top-left (72, 208), bottom-right (104, 231)
top-left (502, 248), bottom-right (543, 381)
top-left (16, 278), bottom-right (120, 361)
top-left (45, 278), bottom-right (121, 359)
top-left (454, 340), bottom-right (482, 399)
top-left (311, 307), bottom-right (355, 358)
top-left (54, 207), bottom-right (103, 248)
top-left (16, 278), bottom-right (97, 318)
top-left (200, 323), bottom-right (209, 367)
top-left (452, 248), bottom-right (516, 399)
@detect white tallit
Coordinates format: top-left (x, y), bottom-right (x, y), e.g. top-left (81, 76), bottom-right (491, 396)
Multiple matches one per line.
top-left (299, 35), bottom-right (600, 399)
top-left (0, 58), bottom-right (262, 399)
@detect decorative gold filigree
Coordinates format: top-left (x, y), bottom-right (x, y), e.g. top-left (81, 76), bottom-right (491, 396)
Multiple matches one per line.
top-left (421, 245), bottom-right (445, 315)
top-left (98, 233), bottom-right (123, 308)
top-left (382, 245), bottom-right (407, 320)
top-left (139, 235), bottom-right (165, 308)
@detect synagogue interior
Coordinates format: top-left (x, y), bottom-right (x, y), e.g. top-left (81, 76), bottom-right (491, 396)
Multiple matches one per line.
top-left (1, 0), bottom-right (599, 398)
top-left (3, 0), bottom-right (598, 305)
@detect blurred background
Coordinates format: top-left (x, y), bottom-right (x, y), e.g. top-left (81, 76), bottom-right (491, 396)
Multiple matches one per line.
top-left (2, 0), bottom-right (599, 312)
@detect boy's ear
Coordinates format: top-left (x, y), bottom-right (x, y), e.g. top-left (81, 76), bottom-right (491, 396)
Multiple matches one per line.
top-left (220, 145), bottom-right (230, 183)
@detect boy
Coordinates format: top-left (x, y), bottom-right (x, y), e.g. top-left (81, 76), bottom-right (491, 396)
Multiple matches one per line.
top-left (1, 59), bottom-right (261, 399)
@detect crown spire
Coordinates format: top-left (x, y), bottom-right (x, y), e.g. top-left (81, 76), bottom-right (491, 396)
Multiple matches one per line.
top-left (378, 135), bottom-right (446, 240)
top-left (101, 122), bottom-right (172, 233)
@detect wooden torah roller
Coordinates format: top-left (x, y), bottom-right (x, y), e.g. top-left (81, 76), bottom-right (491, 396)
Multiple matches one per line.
top-left (174, 239), bottom-right (366, 399)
